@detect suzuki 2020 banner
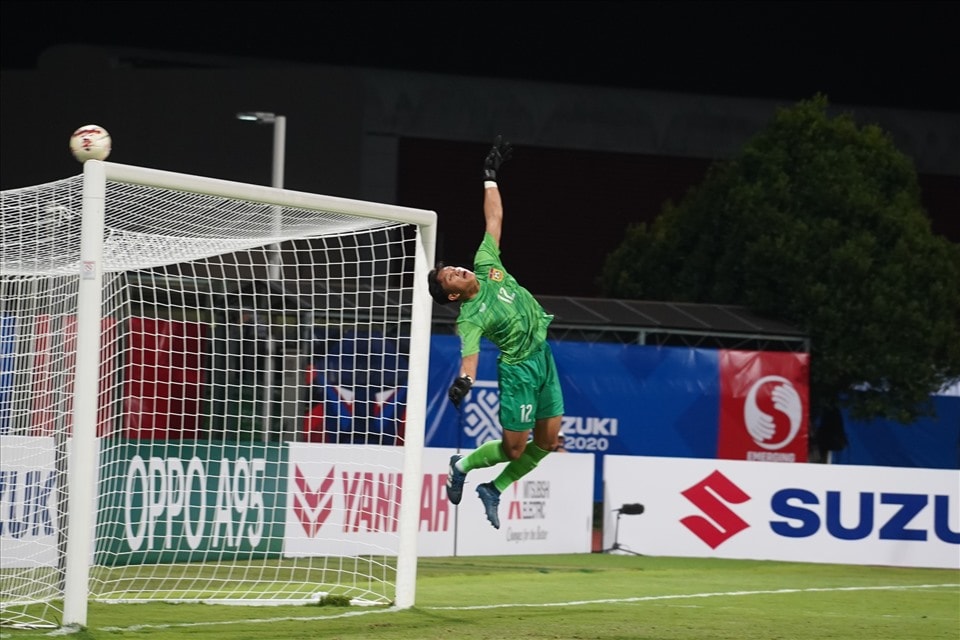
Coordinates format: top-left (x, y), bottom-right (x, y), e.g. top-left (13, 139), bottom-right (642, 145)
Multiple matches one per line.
top-left (425, 336), bottom-right (809, 499)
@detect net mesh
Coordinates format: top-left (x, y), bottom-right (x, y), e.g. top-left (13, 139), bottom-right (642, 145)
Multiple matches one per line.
top-left (1, 170), bottom-right (427, 627)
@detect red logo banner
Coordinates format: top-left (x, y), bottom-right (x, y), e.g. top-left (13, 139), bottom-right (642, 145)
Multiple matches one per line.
top-left (718, 351), bottom-right (809, 462)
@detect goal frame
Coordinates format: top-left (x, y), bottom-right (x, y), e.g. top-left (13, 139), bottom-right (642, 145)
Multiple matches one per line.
top-left (58, 160), bottom-right (437, 626)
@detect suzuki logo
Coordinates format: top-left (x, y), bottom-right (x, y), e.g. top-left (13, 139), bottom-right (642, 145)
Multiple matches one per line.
top-left (680, 470), bottom-right (751, 549)
top-left (293, 466), bottom-right (334, 537)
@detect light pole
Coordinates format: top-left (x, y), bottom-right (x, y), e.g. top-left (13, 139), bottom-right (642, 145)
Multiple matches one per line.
top-left (236, 111), bottom-right (286, 189)
top-left (236, 111), bottom-right (287, 441)
top-left (236, 111), bottom-right (286, 274)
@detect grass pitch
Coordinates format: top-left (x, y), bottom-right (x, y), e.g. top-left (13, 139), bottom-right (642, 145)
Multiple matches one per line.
top-left (1, 554), bottom-right (957, 639)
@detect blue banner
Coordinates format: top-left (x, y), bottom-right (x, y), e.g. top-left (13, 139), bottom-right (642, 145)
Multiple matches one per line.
top-left (834, 394), bottom-right (960, 470)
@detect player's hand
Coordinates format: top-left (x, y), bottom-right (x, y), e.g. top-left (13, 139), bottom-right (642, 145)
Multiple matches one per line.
top-left (483, 135), bottom-right (513, 181)
top-left (448, 374), bottom-right (474, 408)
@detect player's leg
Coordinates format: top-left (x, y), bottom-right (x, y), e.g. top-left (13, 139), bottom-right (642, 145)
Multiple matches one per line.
top-left (476, 425), bottom-right (551, 529)
top-left (476, 345), bottom-right (564, 527)
top-left (491, 417), bottom-right (558, 492)
top-left (446, 438), bottom-right (511, 504)
top-left (494, 344), bottom-right (564, 489)
top-left (460, 354), bottom-right (537, 479)
top-left (470, 358), bottom-right (533, 527)
top-left (446, 362), bottom-right (525, 504)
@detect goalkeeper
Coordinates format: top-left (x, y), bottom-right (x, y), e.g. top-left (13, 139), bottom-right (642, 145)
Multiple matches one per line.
top-left (427, 135), bottom-right (564, 529)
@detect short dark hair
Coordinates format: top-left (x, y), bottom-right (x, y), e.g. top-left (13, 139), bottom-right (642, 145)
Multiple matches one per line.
top-left (427, 262), bottom-right (454, 305)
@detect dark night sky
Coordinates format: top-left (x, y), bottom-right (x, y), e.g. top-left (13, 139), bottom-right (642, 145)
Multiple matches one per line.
top-left (2, 0), bottom-right (958, 112)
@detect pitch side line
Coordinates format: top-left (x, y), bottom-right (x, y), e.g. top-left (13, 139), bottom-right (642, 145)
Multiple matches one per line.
top-left (79, 583), bottom-right (960, 634)
top-left (425, 583), bottom-right (960, 610)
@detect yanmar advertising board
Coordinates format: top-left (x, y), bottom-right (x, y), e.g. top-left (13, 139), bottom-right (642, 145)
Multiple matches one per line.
top-left (284, 444), bottom-right (423, 557)
top-left (284, 445), bottom-right (594, 558)
top-left (604, 455), bottom-right (959, 569)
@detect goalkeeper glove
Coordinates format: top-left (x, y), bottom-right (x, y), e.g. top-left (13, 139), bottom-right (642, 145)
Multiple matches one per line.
top-left (482, 135), bottom-right (513, 182)
top-left (448, 374), bottom-right (474, 408)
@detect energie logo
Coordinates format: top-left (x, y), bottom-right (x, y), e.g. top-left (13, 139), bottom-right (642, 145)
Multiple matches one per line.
top-left (744, 375), bottom-right (803, 450)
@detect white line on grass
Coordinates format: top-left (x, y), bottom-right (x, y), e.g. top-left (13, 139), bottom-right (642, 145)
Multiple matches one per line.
top-left (425, 583), bottom-right (960, 610)
top-left (93, 606), bottom-right (402, 633)
top-left (80, 583), bottom-right (959, 635)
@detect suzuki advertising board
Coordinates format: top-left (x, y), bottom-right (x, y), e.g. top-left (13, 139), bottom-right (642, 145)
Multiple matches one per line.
top-left (604, 455), bottom-right (959, 569)
top-left (0, 436), bottom-right (59, 568)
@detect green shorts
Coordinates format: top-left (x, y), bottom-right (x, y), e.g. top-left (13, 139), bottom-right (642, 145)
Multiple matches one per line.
top-left (497, 342), bottom-right (564, 431)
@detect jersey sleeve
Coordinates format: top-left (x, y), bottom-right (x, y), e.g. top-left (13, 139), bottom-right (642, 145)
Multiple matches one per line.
top-left (457, 319), bottom-right (483, 357)
top-left (458, 233), bottom-right (502, 357)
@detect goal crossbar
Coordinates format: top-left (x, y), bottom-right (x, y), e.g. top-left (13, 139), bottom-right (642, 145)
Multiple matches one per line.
top-left (102, 162), bottom-right (437, 230)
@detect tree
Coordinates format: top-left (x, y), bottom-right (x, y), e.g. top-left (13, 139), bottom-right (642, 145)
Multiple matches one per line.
top-left (600, 95), bottom-right (960, 423)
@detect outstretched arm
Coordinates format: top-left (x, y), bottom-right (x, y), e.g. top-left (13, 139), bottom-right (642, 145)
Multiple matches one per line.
top-left (484, 184), bottom-right (503, 247)
top-left (481, 135), bottom-right (512, 247)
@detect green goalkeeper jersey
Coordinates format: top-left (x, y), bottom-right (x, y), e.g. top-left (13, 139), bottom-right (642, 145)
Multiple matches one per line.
top-left (457, 233), bottom-right (554, 364)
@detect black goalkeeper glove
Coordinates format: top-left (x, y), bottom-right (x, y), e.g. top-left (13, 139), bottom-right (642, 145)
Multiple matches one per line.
top-left (448, 374), bottom-right (474, 408)
top-left (482, 135), bottom-right (513, 182)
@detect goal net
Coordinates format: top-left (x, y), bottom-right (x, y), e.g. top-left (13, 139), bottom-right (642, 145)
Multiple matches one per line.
top-left (0, 161), bottom-right (435, 628)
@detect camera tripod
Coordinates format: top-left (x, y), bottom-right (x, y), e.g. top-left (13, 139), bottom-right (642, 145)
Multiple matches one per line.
top-left (602, 503), bottom-right (644, 555)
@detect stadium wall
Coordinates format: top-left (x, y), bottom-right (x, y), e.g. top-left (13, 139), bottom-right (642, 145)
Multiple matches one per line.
top-left (1, 50), bottom-right (957, 298)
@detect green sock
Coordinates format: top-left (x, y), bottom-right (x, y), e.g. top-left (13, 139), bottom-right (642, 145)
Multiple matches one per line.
top-left (461, 439), bottom-right (510, 472)
top-left (493, 443), bottom-right (550, 493)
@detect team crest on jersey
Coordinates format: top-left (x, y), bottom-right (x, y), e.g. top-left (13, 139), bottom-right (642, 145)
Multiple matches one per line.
top-left (488, 268), bottom-right (504, 282)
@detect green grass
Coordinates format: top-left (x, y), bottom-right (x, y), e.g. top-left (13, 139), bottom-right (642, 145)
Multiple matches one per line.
top-left (1, 555), bottom-right (957, 639)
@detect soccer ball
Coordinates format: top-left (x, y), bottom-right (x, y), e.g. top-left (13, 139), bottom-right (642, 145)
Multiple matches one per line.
top-left (69, 124), bottom-right (112, 162)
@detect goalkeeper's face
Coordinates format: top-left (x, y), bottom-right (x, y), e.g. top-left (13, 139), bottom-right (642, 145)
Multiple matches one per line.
top-left (437, 265), bottom-right (478, 301)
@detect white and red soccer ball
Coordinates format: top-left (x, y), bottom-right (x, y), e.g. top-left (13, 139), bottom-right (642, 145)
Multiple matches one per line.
top-left (69, 124), bottom-right (112, 162)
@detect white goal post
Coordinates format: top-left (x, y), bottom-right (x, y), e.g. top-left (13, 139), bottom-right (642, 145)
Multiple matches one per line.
top-left (0, 160), bottom-right (436, 628)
